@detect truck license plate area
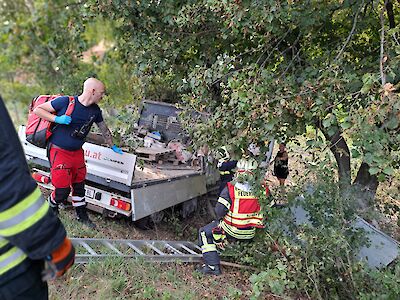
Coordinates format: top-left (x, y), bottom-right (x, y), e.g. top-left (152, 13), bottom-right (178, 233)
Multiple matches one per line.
top-left (86, 188), bottom-right (95, 199)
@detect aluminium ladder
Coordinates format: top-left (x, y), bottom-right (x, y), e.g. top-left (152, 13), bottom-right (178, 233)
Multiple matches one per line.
top-left (71, 238), bottom-right (202, 264)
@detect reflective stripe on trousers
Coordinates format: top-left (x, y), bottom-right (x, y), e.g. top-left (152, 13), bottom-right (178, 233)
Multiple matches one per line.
top-left (200, 232), bottom-right (217, 253)
top-left (198, 220), bottom-right (220, 265)
top-left (71, 196), bottom-right (86, 207)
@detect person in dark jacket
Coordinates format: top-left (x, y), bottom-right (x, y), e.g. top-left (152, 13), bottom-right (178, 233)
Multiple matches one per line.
top-left (273, 143), bottom-right (289, 186)
top-left (0, 96), bottom-right (75, 300)
top-left (216, 146), bottom-right (237, 194)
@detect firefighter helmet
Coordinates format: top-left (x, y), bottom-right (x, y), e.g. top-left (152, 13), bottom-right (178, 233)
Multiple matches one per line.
top-left (237, 158), bottom-right (258, 173)
top-left (216, 146), bottom-right (230, 161)
top-left (248, 143), bottom-right (260, 156)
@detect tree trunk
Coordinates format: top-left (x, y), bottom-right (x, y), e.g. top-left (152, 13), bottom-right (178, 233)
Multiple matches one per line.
top-left (321, 129), bottom-right (351, 186)
top-left (320, 128), bottom-right (379, 209)
top-left (353, 162), bottom-right (379, 210)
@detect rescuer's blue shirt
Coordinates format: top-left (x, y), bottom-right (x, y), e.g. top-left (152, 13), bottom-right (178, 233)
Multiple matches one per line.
top-left (50, 96), bottom-right (103, 150)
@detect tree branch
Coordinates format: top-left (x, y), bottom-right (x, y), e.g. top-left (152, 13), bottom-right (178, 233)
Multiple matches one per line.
top-left (334, 0), bottom-right (364, 62)
top-left (380, 1), bottom-right (388, 86)
top-left (258, 29), bottom-right (293, 70)
top-left (280, 33), bottom-right (302, 78)
top-left (386, 0), bottom-right (395, 29)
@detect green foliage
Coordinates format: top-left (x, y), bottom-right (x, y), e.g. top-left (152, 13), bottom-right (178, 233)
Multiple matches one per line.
top-left (222, 175), bottom-right (399, 299)
top-left (250, 263), bottom-right (295, 299)
top-left (0, 0), bottom-right (92, 91)
top-left (87, 0), bottom-right (400, 186)
top-left (97, 56), bottom-right (142, 108)
top-left (1, 1), bottom-right (145, 136)
top-left (84, 17), bottom-right (114, 48)
top-left (356, 264), bottom-right (400, 300)
top-left (2, 1), bottom-right (399, 185)
top-left (223, 287), bottom-right (243, 300)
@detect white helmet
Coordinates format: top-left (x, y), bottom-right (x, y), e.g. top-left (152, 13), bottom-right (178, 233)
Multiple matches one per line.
top-left (216, 146), bottom-right (230, 161)
top-left (237, 158), bottom-right (258, 173)
top-left (248, 143), bottom-right (260, 156)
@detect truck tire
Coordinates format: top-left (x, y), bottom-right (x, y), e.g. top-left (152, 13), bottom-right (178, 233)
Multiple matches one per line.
top-left (134, 216), bottom-right (153, 230)
top-left (151, 211), bottom-right (165, 224)
top-left (181, 197), bottom-right (198, 219)
top-left (134, 211), bottom-right (164, 230)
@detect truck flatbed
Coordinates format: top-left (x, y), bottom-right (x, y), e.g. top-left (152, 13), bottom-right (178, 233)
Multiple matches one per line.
top-left (133, 164), bottom-right (202, 184)
top-left (18, 125), bottom-right (208, 221)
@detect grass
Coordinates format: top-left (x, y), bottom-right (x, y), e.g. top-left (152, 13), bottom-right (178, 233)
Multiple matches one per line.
top-left (49, 251), bottom-right (254, 299)
top-left (48, 207), bottom-right (255, 300)
top-left (50, 258), bottom-right (197, 299)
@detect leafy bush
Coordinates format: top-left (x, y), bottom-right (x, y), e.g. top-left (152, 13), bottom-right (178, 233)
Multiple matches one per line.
top-left (222, 175), bottom-right (400, 299)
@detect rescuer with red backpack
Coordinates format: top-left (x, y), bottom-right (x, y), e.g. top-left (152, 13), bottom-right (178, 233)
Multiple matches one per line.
top-left (33, 78), bottom-right (123, 229)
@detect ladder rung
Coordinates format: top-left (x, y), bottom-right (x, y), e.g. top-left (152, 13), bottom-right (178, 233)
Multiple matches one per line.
top-left (126, 242), bottom-right (145, 255)
top-left (192, 244), bottom-right (202, 252)
top-left (165, 243), bottom-right (183, 254)
top-left (178, 244), bottom-right (197, 255)
top-left (145, 242), bottom-right (165, 255)
top-left (103, 241), bottom-right (123, 255)
top-left (80, 242), bottom-right (98, 256)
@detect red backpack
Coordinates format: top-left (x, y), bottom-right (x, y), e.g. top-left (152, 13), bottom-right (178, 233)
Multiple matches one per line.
top-left (26, 95), bottom-right (75, 148)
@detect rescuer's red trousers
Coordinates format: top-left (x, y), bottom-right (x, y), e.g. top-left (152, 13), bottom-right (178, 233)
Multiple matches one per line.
top-left (49, 145), bottom-right (86, 207)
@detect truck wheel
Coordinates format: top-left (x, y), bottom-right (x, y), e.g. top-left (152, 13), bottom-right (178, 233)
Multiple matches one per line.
top-left (134, 211), bottom-right (164, 230)
top-left (181, 197), bottom-right (198, 219)
top-left (151, 211), bottom-right (165, 224)
top-left (134, 216), bottom-right (153, 230)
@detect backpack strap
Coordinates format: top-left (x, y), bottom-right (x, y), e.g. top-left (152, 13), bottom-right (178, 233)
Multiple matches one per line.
top-left (65, 96), bottom-right (75, 116)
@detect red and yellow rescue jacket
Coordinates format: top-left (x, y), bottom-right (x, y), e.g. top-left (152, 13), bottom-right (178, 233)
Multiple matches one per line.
top-left (223, 182), bottom-right (264, 228)
top-left (217, 182), bottom-right (268, 239)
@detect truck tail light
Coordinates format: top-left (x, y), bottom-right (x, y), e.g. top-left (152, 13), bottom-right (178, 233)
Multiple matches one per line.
top-left (110, 198), bottom-right (131, 211)
top-left (32, 172), bottom-right (51, 184)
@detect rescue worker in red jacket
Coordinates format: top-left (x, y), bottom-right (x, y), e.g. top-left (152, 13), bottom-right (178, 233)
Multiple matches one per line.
top-left (33, 78), bottom-right (123, 228)
top-left (0, 96), bottom-right (75, 300)
top-left (198, 158), bottom-right (267, 275)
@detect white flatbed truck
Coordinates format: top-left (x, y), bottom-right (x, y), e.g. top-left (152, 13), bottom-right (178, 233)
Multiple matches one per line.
top-left (19, 101), bottom-right (217, 225)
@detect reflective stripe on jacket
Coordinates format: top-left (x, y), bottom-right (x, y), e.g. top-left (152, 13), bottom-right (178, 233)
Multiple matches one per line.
top-left (0, 187), bottom-right (49, 276)
top-left (0, 188), bottom-right (49, 237)
top-left (0, 237), bottom-right (27, 276)
top-left (220, 220), bottom-right (256, 240)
